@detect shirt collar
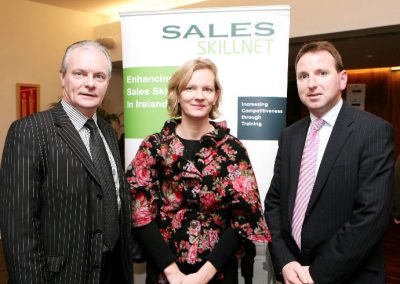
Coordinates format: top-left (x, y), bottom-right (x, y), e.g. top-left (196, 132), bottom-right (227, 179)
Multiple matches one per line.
top-left (310, 98), bottom-right (343, 127)
top-left (61, 99), bottom-right (98, 131)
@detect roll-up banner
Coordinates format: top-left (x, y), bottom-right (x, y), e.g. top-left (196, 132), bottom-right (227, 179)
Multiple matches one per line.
top-left (120, 6), bottom-right (290, 282)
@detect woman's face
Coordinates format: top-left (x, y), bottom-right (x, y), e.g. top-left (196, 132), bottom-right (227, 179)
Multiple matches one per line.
top-left (179, 68), bottom-right (219, 122)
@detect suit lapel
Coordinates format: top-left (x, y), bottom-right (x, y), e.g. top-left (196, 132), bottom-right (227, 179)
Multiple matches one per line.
top-left (288, 118), bottom-right (310, 221)
top-left (97, 118), bottom-right (125, 191)
top-left (51, 103), bottom-right (101, 185)
top-left (306, 103), bottom-right (354, 213)
top-left (97, 118), bottom-right (121, 169)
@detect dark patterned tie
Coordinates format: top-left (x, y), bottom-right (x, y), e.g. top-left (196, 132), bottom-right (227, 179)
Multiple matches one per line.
top-left (85, 118), bottom-right (119, 250)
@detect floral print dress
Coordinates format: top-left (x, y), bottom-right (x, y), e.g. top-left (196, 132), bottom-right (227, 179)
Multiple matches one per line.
top-left (127, 119), bottom-right (270, 275)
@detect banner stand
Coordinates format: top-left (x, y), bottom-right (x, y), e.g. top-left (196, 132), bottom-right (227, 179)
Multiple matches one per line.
top-left (121, 6), bottom-right (290, 283)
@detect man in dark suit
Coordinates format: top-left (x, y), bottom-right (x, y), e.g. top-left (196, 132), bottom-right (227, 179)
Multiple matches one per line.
top-left (0, 40), bottom-right (133, 283)
top-left (265, 41), bottom-right (394, 284)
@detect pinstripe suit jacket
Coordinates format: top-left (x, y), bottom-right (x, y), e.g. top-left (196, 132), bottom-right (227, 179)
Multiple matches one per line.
top-left (0, 103), bottom-right (133, 284)
top-left (265, 103), bottom-right (394, 283)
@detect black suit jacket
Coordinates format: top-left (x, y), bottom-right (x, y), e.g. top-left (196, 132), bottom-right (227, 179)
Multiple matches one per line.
top-left (0, 103), bottom-right (133, 284)
top-left (265, 103), bottom-right (394, 283)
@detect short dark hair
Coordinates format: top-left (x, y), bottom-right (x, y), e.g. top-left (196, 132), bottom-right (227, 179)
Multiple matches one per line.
top-left (295, 41), bottom-right (344, 72)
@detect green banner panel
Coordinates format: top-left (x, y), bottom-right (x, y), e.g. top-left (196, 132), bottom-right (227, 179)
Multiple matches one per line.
top-left (124, 66), bottom-right (178, 138)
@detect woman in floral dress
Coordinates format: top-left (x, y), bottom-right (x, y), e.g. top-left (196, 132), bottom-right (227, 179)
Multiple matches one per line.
top-left (126, 58), bottom-right (270, 284)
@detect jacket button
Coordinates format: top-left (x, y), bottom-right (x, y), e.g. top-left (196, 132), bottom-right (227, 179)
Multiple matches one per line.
top-left (97, 194), bottom-right (103, 200)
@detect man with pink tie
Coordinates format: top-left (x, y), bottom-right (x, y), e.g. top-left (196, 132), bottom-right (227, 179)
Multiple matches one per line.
top-left (265, 41), bottom-right (394, 284)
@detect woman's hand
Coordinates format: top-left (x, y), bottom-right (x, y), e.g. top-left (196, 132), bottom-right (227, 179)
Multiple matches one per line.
top-left (163, 262), bottom-right (186, 284)
top-left (181, 261), bottom-right (217, 284)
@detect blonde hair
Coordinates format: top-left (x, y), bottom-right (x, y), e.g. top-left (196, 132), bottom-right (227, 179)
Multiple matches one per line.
top-left (167, 58), bottom-right (222, 119)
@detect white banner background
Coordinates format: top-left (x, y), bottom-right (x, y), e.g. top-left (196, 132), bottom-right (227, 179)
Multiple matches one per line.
top-left (121, 6), bottom-right (290, 283)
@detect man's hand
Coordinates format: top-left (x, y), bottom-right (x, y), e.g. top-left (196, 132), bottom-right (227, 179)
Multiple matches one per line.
top-left (282, 261), bottom-right (313, 284)
top-left (303, 266), bottom-right (314, 284)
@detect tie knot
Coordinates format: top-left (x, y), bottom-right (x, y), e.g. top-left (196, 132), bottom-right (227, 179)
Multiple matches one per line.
top-left (85, 119), bottom-right (97, 131)
top-left (312, 118), bottom-right (325, 131)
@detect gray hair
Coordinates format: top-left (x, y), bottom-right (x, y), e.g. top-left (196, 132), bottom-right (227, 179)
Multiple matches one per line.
top-left (60, 40), bottom-right (112, 78)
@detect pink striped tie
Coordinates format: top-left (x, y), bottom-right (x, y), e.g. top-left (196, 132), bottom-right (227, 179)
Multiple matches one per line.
top-left (292, 118), bottom-right (325, 249)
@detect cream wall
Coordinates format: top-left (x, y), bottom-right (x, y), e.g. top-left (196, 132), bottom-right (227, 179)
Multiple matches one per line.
top-left (0, 0), bottom-right (105, 153)
top-left (182, 0), bottom-right (400, 37)
top-left (2, 0), bottom-right (400, 155)
top-left (95, 22), bottom-right (122, 61)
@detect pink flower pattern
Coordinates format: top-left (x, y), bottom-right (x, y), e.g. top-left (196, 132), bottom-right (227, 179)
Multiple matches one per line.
top-left (126, 119), bottom-right (271, 269)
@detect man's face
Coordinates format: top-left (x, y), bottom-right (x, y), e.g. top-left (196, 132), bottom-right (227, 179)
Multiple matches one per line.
top-left (60, 46), bottom-right (109, 118)
top-left (296, 50), bottom-right (347, 117)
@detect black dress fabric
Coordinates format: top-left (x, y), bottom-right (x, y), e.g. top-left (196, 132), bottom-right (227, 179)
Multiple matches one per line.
top-left (137, 136), bottom-right (241, 283)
